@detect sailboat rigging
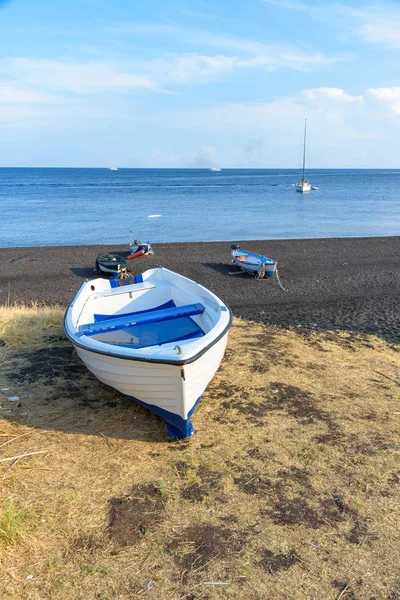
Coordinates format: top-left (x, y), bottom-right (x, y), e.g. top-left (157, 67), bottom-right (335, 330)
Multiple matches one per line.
top-left (295, 119), bottom-right (312, 193)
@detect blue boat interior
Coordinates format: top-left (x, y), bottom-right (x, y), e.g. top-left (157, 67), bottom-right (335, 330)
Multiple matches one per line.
top-left (93, 299), bottom-right (176, 322)
top-left (78, 301), bottom-right (206, 349)
top-left (234, 251), bottom-right (275, 265)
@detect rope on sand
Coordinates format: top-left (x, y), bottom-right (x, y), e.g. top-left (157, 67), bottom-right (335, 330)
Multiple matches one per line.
top-left (275, 267), bottom-right (288, 292)
top-left (230, 261), bottom-right (288, 292)
top-left (255, 262), bottom-right (288, 292)
top-left (255, 262), bottom-right (266, 279)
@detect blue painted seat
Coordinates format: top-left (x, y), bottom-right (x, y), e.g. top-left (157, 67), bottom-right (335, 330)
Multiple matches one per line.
top-left (93, 299), bottom-right (176, 322)
top-left (78, 303), bottom-right (205, 337)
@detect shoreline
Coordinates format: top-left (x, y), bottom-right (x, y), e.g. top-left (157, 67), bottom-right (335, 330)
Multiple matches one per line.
top-left (1, 232), bottom-right (399, 250)
top-left (1, 236), bottom-right (399, 342)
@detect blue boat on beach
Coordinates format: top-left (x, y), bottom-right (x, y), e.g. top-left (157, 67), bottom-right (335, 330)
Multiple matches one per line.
top-left (231, 244), bottom-right (276, 277)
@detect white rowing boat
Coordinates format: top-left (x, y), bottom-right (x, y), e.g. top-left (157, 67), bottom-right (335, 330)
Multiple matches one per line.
top-left (64, 267), bottom-right (231, 438)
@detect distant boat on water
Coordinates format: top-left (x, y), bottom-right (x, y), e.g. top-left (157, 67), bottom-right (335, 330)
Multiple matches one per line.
top-left (210, 167), bottom-right (221, 172)
top-left (295, 119), bottom-right (313, 193)
top-left (108, 167), bottom-right (118, 171)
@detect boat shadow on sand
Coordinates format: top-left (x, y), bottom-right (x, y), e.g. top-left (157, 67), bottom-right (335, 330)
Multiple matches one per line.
top-left (70, 267), bottom-right (97, 279)
top-left (202, 262), bottom-right (250, 278)
top-left (1, 331), bottom-right (170, 443)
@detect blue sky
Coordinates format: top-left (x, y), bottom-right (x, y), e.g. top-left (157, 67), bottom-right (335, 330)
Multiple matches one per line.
top-left (1, 0), bottom-right (400, 167)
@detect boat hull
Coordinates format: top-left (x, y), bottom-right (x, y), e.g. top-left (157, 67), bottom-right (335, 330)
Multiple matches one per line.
top-left (295, 181), bottom-right (311, 193)
top-left (72, 332), bottom-right (228, 438)
top-left (64, 267), bottom-right (231, 439)
top-left (231, 249), bottom-right (276, 277)
top-left (232, 259), bottom-right (276, 276)
top-left (97, 264), bottom-right (127, 275)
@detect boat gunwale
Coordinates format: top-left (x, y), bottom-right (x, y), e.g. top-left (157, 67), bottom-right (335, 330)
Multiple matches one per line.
top-left (63, 269), bottom-right (232, 366)
top-left (232, 250), bottom-right (275, 266)
top-left (63, 306), bottom-right (232, 366)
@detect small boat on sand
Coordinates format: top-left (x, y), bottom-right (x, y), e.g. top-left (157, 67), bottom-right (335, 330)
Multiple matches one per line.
top-left (231, 244), bottom-right (276, 277)
top-left (128, 241), bottom-right (154, 260)
top-left (64, 267), bottom-right (231, 438)
top-left (95, 253), bottom-right (128, 277)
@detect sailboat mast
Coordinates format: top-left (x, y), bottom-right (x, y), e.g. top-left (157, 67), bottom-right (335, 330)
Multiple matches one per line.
top-left (302, 118), bottom-right (307, 183)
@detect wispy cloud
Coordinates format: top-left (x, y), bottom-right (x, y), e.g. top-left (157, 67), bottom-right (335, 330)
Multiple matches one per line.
top-left (263, 0), bottom-right (400, 48)
top-left (0, 83), bottom-right (55, 104)
top-left (1, 58), bottom-right (158, 94)
top-left (191, 32), bottom-right (340, 70)
top-left (368, 87), bottom-right (400, 115)
top-left (0, 36), bottom-right (342, 105)
top-left (110, 23), bottom-right (343, 73)
top-left (303, 87), bottom-right (363, 105)
top-left (352, 5), bottom-right (400, 47)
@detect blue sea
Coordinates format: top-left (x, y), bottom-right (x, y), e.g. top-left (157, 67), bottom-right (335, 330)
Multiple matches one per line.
top-left (1, 168), bottom-right (399, 248)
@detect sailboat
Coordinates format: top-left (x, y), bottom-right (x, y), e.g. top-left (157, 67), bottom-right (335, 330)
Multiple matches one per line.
top-left (295, 119), bottom-right (311, 193)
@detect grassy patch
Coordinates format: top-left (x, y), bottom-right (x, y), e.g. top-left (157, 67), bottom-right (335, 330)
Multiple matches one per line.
top-left (0, 501), bottom-right (25, 546)
top-left (0, 307), bottom-right (399, 599)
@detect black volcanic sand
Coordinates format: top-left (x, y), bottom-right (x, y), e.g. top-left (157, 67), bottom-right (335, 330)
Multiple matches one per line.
top-left (0, 237), bottom-right (399, 343)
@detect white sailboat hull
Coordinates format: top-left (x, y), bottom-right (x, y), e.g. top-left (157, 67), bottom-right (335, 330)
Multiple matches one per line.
top-left (296, 181), bottom-right (311, 193)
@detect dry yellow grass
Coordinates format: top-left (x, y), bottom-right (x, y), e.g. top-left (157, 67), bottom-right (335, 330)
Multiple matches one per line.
top-left (0, 306), bottom-right (399, 599)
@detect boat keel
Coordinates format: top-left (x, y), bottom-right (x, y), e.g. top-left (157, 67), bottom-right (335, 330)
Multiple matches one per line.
top-left (128, 394), bottom-right (202, 440)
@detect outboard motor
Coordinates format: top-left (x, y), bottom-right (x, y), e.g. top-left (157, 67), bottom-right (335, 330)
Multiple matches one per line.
top-left (231, 243), bottom-right (239, 251)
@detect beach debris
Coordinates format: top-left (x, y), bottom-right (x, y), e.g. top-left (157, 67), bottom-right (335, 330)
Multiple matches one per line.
top-left (148, 214), bottom-right (161, 218)
top-left (0, 450), bottom-right (48, 464)
top-left (203, 582), bottom-right (230, 586)
top-left (0, 388), bottom-right (10, 392)
top-left (373, 370), bottom-right (400, 387)
top-left (146, 581), bottom-right (152, 590)
top-left (302, 539), bottom-right (321, 549)
top-left (7, 396), bottom-right (19, 402)
top-left (0, 431), bottom-right (33, 448)
top-left (333, 494), bottom-right (344, 512)
top-left (10, 255), bottom-right (28, 264)
top-left (26, 575), bottom-right (34, 581)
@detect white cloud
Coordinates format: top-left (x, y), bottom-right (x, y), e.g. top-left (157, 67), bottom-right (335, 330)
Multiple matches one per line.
top-left (0, 41), bottom-right (341, 103)
top-left (165, 30), bottom-right (341, 72)
top-left (263, 0), bottom-right (400, 48)
top-left (368, 87), bottom-right (400, 115)
top-left (1, 58), bottom-right (158, 95)
top-left (0, 83), bottom-right (54, 104)
top-left (303, 87), bottom-right (363, 105)
top-left (149, 53), bottom-right (238, 84)
top-left (355, 6), bottom-right (400, 47)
